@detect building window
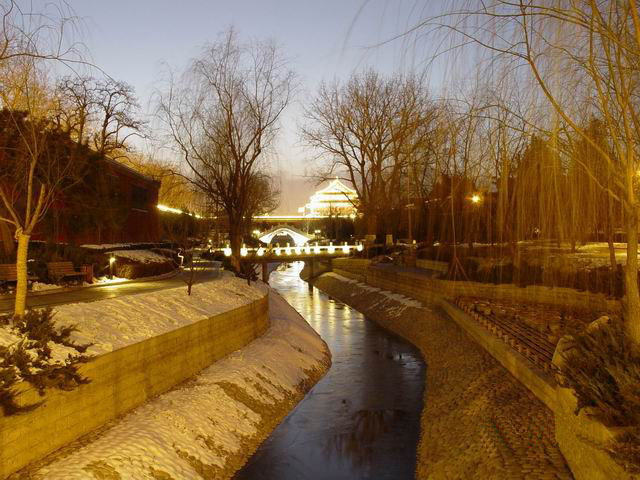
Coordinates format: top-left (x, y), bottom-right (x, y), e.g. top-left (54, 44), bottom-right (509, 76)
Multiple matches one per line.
top-left (132, 186), bottom-right (148, 211)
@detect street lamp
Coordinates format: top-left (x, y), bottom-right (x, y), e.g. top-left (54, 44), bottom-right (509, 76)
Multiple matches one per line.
top-left (405, 203), bottom-right (415, 244)
top-left (471, 194), bottom-right (481, 204)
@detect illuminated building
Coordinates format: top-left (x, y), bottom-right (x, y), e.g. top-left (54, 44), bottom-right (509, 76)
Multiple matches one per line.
top-left (300, 179), bottom-right (358, 217)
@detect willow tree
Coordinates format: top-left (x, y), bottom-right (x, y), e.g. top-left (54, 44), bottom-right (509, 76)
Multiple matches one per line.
top-left (156, 29), bottom-right (293, 269)
top-left (409, 0), bottom-right (640, 342)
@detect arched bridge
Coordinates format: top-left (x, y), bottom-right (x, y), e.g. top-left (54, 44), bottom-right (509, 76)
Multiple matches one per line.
top-left (258, 224), bottom-right (313, 247)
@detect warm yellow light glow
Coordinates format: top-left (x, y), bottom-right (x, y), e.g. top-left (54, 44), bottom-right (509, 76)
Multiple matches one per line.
top-left (294, 246), bottom-right (302, 255)
top-left (471, 194), bottom-right (481, 204)
top-left (349, 213), bottom-right (356, 219)
top-left (342, 244), bottom-right (349, 253)
top-left (257, 247), bottom-right (264, 256)
top-left (304, 245), bottom-right (311, 254)
top-left (356, 244), bottom-right (364, 252)
top-left (275, 248), bottom-right (281, 256)
top-left (223, 247), bottom-right (232, 257)
top-left (314, 243), bottom-right (321, 254)
top-left (252, 229), bottom-right (261, 236)
top-left (240, 245), bottom-right (248, 257)
top-left (327, 243), bottom-right (335, 254)
top-left (109, 256), bottom-right (115, 265)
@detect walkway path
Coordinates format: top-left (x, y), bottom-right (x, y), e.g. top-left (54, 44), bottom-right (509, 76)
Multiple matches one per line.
top-left (0, 264), bottom-right (221, 313)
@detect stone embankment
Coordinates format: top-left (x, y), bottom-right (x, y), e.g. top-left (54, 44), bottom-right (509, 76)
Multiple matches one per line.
top-left (8, 284), bottom-right (330, 479)
top-left (313, 272), bottom-right (573, 480)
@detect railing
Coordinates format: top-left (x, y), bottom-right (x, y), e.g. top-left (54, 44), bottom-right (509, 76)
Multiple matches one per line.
top-left (214, 243), bottom-right (365, 258)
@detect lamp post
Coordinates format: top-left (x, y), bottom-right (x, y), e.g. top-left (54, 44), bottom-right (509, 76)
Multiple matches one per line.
top-left (405, 203), bottom-right (415, 244)
top-left (109, 256), bottom-right (115, 279)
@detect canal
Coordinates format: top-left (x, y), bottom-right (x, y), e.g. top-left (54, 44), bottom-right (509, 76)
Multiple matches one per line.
top-left (235, 262), bottom-right (425, 480)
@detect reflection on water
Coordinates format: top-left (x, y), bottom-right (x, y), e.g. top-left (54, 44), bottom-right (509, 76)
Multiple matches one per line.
top-left (324, 408), bottom-right (407, 470)
top-left (235, 262), bottom-right (425, 480)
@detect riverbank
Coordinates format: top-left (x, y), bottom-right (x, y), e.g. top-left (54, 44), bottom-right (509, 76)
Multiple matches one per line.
top-left (16, 290), bottom-right (331, 479)
top-left (312, 272), bottom-right (573, 479)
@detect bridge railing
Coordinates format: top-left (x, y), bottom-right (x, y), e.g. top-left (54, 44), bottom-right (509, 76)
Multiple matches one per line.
top-left (216, 243), bottom-right (364, 258)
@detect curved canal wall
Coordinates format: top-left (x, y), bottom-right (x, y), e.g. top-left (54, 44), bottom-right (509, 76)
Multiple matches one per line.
top-left (24, 291), bottom-right (330, 479)
top-left (2, 283), bottom-right (269, 479)
top-left (312, 272), bottom-right (574, 479)
top-left (4, 277), bottom-right (330, 479)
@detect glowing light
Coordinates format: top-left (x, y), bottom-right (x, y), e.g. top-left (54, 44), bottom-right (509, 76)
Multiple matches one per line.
top-left (314, 243), bottom-right (321, 254)
top-left (223, 246), bottom-right (232, 257)
top-left (109, 256), bottom-right (115, 265)
top-left (327, 242), bottom-right (335, 254)
top-left (342, 243), bottom-right (349, 253)
top-left (349, 213), bottom-right (356, 219)
top-left (252, 229), bottom-right (261, 236)
top-left (294, 246), bottom-right (302, 255)
top-left (240, 245), bottom-right (248, 257)
top-left (257, 247), bottom-right (264, 256)
top-left (356, 244), bottom-right (364, 252)
top-left (275, 248), bottom-right (281, 256)
top-left (471, 194), bottom-right (481, 204)
top-left (304, 245), bottom-right (311, 255)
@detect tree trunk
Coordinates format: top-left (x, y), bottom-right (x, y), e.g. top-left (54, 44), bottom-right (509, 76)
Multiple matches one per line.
top-left (14, 232), bottom-right (30, 317)
top-left (366, 210), bottom-right (377, 237)
top-left (228, 217), bottom-right (243, 272)
top-left (625, 209), bottom-right (640, 344)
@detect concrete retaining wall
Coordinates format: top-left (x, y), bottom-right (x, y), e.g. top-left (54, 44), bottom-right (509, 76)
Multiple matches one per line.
top-left (328, 259), bottom-right (635, 480)
top-left (0, 294), bottom-right (269, 479)
top-left (333, 258), bottom-right (620, 313)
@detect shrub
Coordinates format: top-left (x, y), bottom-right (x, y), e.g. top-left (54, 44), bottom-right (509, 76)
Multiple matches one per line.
top-left (114, 260), bottom-right (174, 279)
top-left (0, 309), bottom-right (91, 416)
top-left (559, 320), bottom-right (640, 472)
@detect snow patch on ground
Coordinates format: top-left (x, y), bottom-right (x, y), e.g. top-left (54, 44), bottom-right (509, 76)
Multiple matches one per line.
top-left (325, 272), bottom-right (422, 313)
top-left (92, 276), bottom-right (128, 285)
top-left (80, 243), bottom-right (133, 250)
top-left (32, 292), bottom-right (329, 480)
top-left (30, 282), bottom-right (60, 292)
top-left (111, 249), bottom-right (170, 264)
top-left (52, 273), bottom-right (267, 355)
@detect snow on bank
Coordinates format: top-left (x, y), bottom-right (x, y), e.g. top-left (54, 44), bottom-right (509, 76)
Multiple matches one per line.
top-left (30, 282), bottom-right (61, 292)
top-left (53, 273), bottom-right (267, 356)
top-left (31, 292), bottom-right (330, 480)
top-left (111, 249), bottom-right (169, 264)
top-left (81, 243), bottom-right (133, 250)
top-left (324, 272), bottom-right (422, 315)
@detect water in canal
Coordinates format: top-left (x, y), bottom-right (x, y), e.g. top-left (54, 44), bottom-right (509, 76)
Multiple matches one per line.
top-left (235, 262), bottom-right (425, 480)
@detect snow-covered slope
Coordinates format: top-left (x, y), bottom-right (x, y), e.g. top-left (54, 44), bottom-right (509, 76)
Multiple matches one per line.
top-left (30, 292), bottom-right (330, 479)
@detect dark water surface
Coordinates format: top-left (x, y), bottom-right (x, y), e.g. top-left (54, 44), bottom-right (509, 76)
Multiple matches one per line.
top-left (235, 262), bottom-right (425, 480)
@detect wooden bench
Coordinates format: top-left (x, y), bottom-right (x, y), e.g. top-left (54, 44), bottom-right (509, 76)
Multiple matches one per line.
top-left (46, 261), bottom-right (85, 284)
top-left (0, 264), bottom-right (39, 287)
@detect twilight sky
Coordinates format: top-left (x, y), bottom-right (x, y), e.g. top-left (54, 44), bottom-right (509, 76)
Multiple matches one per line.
top-left (62, 0), bottom-right (444, 213)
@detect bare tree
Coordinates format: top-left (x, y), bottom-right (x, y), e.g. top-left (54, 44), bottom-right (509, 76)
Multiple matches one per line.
top-left (0, 1), bottom-right (87, 317)
top-left (303, 70), bottom-right (432, 242)
top-left (156, 29), bottom-right (294, 270)
top-left (92, 79), bottom-right (145, 159)
top-left (0, 110), bottom-right (85, 316)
